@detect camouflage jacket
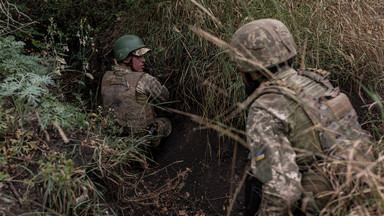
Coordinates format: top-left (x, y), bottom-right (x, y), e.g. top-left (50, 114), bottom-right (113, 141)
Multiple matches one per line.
top-left (247, 68), bottom-right (330, 215)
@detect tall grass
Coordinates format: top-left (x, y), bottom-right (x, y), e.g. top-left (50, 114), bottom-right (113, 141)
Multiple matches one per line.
top-left (2, 0), bottom-right (384, 215)
top-left (98, 0), bottom-right (383, 131)
top-left (99, 0), bottom-right (384, 215)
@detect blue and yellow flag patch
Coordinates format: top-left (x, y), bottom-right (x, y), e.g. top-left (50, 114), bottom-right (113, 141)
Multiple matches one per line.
top-left (255, 150), bottom-right (265, 161)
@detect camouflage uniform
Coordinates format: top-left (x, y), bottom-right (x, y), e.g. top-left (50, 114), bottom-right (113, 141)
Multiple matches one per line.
top-left (247, 68), bottom-right (331, 215)
top-left (101, 65), bottom-right (171, 144)
top-left (230, 18), bottom-right (373, 216)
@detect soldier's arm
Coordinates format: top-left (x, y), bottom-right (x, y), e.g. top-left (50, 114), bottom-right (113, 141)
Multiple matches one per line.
top-left (137, 73), bottom-right (169, 103)
top-left (247, 97), bottom-right (302, 215)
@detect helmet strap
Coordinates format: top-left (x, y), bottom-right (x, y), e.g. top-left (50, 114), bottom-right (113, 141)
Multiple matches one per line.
top-left (124, 55), bottom-right (135, 71)
top-left (268, 59), bottom-right (294, 74)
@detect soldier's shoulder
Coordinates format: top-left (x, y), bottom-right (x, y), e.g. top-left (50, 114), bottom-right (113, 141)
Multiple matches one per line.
top-left (139, 72), bottom-right (160, 83)
top-left (101, 70), bottom-right (114, 80)
top-left (140, 72), bottom-right (154, 79)
top-left (249, 92), bottom-right (293, 121)
top-left (253, 92), bottom-right (290, 108)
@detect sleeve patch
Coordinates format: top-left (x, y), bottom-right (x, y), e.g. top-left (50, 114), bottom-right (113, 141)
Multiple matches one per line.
top-left (255, 150), bottom-right (265, 161)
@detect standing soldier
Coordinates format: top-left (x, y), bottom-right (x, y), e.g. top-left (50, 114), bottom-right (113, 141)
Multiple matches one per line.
top-left (101, 34), bottom-right (171, 146)
top-left (229, 19), bottom-right (372, 215)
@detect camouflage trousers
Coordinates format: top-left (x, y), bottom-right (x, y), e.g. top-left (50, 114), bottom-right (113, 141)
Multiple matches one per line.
top-left (122, 117), bottom-right (172, 146)
top-left (150, 117), bottom-right (172, 146)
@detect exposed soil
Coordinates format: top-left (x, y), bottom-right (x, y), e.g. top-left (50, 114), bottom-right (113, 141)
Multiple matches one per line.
top-left (0, 77), bottom-right (372, 216)
top-left (0, 112), bottom-right (249, 216)
top-left (120, 113), bottom-right (249, 216)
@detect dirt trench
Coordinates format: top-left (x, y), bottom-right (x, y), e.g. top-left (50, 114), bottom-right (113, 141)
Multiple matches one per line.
top-left (123, 113), bottom-right (249, 216)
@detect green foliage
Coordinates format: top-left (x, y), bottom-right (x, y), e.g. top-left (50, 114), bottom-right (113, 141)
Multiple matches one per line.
top-left (0, 36), bottom-right (87, 131)
top-left (1, 3), bottom-right (148, 215)
top-left (92, 135), bottom-right (149, 185)
top-left (24, 154), bottom-right (108, 215)
top-left (8, 129), bottom-right (37, 157)
top-left (39, 95), bottom-right (88, 130)
top-left (1, 55), bottom-right (49, 76)
top-left (0, 36), bottom-right (25, 62)
top-left (1, 0), bottom-right (383, 215)
top-left (0, 36), bottom-right (54, 109)
top-left (1, 73), bottom-right (53, 107)
top-left (86, 106), bottom-right (123, 136)
top-left (46, 17), bottom-right (68, 56)
top-left (12, 0), bottom-right (127, 65)
top-left (0, 156), bottom-right (7, 171)
top-left (0, 99), bottom-right (14, 137)
top-left (38, 155), bottom-right (75, 184)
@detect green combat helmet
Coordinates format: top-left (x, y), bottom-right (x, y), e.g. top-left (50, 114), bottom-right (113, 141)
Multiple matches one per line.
top-left (230, 19), bottom-right (297, 72)
top-left (113, 35), bottom-right (147, 62)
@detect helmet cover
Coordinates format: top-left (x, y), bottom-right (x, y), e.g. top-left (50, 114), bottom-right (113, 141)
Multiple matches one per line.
top-left (230, 19), bottom-right (297, 72)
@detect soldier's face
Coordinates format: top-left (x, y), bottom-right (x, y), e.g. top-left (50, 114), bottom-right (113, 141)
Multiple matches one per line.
top-left (240, 71), bottom-right (263, 96)
top-left (131, 55), bottom-right (146, 72)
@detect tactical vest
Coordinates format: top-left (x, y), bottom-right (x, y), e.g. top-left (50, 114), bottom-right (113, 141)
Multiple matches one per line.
top-left (255, 68), bottom-right (371, 157)
top-left (101, 68), bottom-right (155, 133)
top-left (251, 69), bottom-right (372, 215)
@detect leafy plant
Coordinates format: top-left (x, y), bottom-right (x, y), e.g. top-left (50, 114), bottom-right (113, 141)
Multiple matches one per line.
top-left (0, 99), bottom-right (14, 137)
top-left (1, 72), bottom-right (53, 107)
top-left (90, 134), bottom-right (150, 203)
top-left (85, 106), bottom-right (122, 136)
top-left (94, 135), bottom-right (149, 173)
top-left (0, 36), bottom-right (88, 131)
top-left (0, 36), bottom-right (25, 62)
top-left (23, 154), bottom-right (111, 215)
top-left (38, 95), bottom-right (88, 131)
top-left (0, 36), bottom-right (53, 113)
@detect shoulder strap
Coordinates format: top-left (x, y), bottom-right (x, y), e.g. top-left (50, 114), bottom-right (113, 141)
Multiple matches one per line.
top-left (297, 68), bottom-right (339, 97)
top-left (226, 68), bottom-right (335, 121)
top-left (104, 71), bottom-right (145, 91)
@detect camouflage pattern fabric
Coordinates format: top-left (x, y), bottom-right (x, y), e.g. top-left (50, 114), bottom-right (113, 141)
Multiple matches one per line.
top-left (136, 72), bottom-right (169, 104)
top-left (248, 97), bottom-right (302, 215)
top-left (102, 65), bottom-right (171, 142)
top-left (247, 69), bottom-right (331, 215)
top-left (132, 47), bottom-right (151, 56)
top-left (150, 117), bottom-right (172, 147)
top-left (135, 67), bottom-right (172, 141)
top-left (230, 19), bottom-right (297, 72)
top-left (109, 65), bottom-right (170, 103)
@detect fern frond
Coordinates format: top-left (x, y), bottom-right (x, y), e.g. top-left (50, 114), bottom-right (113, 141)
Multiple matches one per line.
top-left (16, 85), bottom-right (46, 107)
top-left (0, 78), bottom-right (23, 97)
top-left (0, 73), bottom-right (53, 107)
top-left (29, 73), bottom-right (54, 86)
top-left (39, 97), bottom-right (88, 130)
top-left (0, 36), bottom-right (24, 62)
top-left (0, 55), bottom-right (49, 76)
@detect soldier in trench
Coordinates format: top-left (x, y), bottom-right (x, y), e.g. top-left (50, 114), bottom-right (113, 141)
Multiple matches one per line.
top-left (101, 34), bottom-right (171, 146)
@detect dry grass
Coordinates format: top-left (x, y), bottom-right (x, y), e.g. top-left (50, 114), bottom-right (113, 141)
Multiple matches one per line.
top-left (180, 1), bottom-right (384, 215)
top-left (94, 0), bottom-right (384, 215)
top-left (299, 1), bottom-right (383, 88)
top-left (317, 141), bottom-right (384, 215)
